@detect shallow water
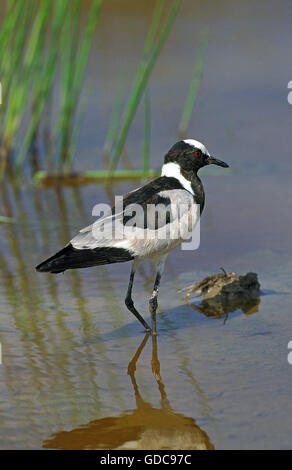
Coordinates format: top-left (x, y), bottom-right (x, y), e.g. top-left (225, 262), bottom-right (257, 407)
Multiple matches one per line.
top-left (0, 0), bottom-right (292, 450)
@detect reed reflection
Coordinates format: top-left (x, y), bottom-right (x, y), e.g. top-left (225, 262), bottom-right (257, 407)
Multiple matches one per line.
top-left (0, 184), bottom-right (128, 443)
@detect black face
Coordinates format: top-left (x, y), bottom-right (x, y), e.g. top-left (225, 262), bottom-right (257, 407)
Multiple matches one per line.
top-left (164, 140), bottom-right (229, 176)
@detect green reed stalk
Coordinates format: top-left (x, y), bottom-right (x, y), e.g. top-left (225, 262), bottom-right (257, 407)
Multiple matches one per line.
top-left (0, 0), bottom-right (36, 177)
top-left (0, 215), bottom-right (15, 223)
top-left (108, 0), bottom-right (182, 175)
top-left (0, 0), bottom-right (31, 91)
top-left (56, 0), bottom-right (103, 172)
top-left (102, 75), bottom-right (125, 162)
top-left (143, 88), bottom-right (151, 174)
top-left (14, 1), bottom-right (69, 176)
top-left (103, 0), bottom-right (165, 169)
top-left (34, 169), bottom-right (161, 186)
top-left (178, 31), bottom-right (208, 139)
top-left (0, 0), bottom-right (101, 179)
top-left (67, 89), bottom-right (89, 172)
top-left (143, 0), bottom-right (166, 59)
top-left (55, 0), bottom-right (81, 171)
top-left (0, 0), bottom-right (51, 175)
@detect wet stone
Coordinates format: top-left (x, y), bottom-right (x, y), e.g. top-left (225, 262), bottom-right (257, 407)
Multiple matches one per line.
top-left (183, 271), bottom-right (261, 318)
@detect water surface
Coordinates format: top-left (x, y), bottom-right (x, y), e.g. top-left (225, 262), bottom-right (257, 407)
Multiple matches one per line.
top-left (0, 0), bottom-right (292, 450)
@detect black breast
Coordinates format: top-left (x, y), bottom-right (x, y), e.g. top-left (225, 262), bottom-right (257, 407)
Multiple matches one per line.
top-left (191, 176), bottom-right (205, 214)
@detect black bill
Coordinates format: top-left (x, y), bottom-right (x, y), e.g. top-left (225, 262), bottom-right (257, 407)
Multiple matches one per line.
top-left (207, 156), bottom-right (229, 168)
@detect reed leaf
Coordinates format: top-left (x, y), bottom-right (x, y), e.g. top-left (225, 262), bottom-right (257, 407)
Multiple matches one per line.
top-left (0, 0), bottom-right (37, 177)
top-left (14, 0), bottom-right (70, 176)
top-left (103, 0), bottom-right (164, 172)
top-left (108, 0), bottom-right (182, 174)
top-left (143, 0), bottom-right (166, 59)
top-left (178, 31), bottom-right (208, 138)
top-left (102, 75), bottom-right (125, 162)
top-left (0, 0), bottom-right (31, 91)
top-left (0, 215), bottom-right (15, 224)
top-left (143, 87), bottom-right (151, 174)
top-left (55, 0), bottom-right (103, 172)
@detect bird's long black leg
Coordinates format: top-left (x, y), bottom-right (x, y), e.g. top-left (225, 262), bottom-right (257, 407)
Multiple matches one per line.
top-left (149, 257), bottom-right (166, 335)
top-left (125, 263), bottom-right (152, 332)
top-left (149, 272), bottom-right (161, 335)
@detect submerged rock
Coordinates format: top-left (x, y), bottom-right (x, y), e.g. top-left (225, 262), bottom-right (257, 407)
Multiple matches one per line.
top-left (183, 271), bottom-right (261, 318)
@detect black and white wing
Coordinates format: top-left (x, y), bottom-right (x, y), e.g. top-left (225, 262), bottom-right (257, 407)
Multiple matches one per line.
top-left (71, 176), bottom-right (200, 259)
top-left (36, 176), bottom-right (200, 273)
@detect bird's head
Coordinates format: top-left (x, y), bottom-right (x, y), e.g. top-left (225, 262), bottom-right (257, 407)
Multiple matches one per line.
top-left (163, 139), bottom-right (229, 177)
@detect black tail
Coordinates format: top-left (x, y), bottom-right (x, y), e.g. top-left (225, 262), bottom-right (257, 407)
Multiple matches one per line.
top-left (35, 244), bottom-right (135, 274)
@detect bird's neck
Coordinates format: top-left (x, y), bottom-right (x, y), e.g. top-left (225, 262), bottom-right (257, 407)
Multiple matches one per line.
top-left (161, 162), bottom-right (205, 211)
top-left (191, 174), bottom-right (205, 213)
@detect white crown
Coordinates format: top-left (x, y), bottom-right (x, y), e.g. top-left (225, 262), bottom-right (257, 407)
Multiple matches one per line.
top-left (183, 139), bottom-right (210, 156)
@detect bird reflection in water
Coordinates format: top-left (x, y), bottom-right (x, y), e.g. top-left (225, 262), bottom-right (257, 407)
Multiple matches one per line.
top-left (43, 335), bottom-right (214, 450)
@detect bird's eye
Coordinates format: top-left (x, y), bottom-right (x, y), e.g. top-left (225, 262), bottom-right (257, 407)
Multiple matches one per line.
top-left (194, 150), bottom-right (202, 158)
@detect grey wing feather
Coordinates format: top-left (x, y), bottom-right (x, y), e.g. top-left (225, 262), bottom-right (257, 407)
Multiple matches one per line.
top-left (70, 189), bottom-right (200, 258)
top-left (71, 210), bottom-right (127, 250)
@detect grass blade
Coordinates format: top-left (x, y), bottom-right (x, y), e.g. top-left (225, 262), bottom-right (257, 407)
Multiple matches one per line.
top-left (178, 31), bottom-right (208, 139)
top-left (0, 215), bottom-right (15, 224)
top-left (143, 0), bottom-right (166, 59)
top-left (14, 0), bottom-right (70, 176)
top-left (55, 0), bottom-right (103, 172)
top-left (108, 0), bottom-right (182, 174)
top-left (143, 87), bottom-right (151, 174)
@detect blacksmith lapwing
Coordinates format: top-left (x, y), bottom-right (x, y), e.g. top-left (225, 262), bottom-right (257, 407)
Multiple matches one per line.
top-left (36, 139), bottom-right (229, 334)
